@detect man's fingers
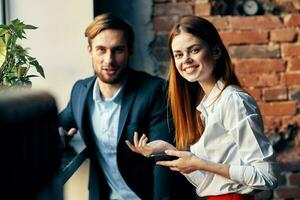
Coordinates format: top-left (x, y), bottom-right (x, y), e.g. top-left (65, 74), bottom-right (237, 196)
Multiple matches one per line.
top-left (68, 128), bottom-right (77, 136)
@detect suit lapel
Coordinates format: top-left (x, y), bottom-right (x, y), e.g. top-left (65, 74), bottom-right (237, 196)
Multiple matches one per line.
top-left (117, 71), bottom-right (137, 143)
top-left (77, 77), bottom-right (96, 132)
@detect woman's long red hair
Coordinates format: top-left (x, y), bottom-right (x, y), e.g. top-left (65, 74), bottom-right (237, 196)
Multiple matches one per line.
top-left (168, 16), bottom-right (240, 150)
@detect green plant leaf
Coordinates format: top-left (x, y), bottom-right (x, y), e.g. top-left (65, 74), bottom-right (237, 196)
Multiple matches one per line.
top-left (35, 62), bottom-right (45, 78)
top-left (0, 18), bottom-right (45, 88)
top-left (0, 39), bottom-right (7, 67)
top-left (0, 24), bottom-right (8, 29)
top-left (0, 29), bottom-right (8, 36)
top-left (24, 25), bottom-right (38, 30)
top-left (26, 75), bottom-right (39, 78)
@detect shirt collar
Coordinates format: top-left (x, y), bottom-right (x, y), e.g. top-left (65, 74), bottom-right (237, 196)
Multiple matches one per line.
top-left (92, 78), bottom-right (125, 103)
top-left (196, 79), bottom-right (225, 114)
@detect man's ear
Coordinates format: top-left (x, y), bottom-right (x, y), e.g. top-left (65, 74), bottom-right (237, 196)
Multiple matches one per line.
top-left (87, 45), bottom-right (92, 57)
top-left (212, 44), bottom-right (222, 59)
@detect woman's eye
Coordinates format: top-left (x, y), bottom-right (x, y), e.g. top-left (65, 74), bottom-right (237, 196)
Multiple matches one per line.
top-left (191, 48), bottom-right (200, 54)
top-left (174, 53), bottom-right (183, 59)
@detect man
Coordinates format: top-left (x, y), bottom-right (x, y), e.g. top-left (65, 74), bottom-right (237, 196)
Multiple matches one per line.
top-left (59, 13), bottom-right (195, 200)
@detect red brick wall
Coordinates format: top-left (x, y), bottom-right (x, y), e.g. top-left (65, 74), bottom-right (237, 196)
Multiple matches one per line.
top-left (152, 0), bottom-right (300, 136)
top-left (152, 0), bottom-right (300, 199)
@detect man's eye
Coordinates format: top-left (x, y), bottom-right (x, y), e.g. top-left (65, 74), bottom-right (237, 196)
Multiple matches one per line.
top-left (114, 48), bottom-right (124, 54)
top-left (97, 48), bottom-right (105, 53)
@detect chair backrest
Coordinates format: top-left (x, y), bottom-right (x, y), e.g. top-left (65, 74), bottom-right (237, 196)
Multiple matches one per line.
top-left (0, 91), bottom-right (62, 199)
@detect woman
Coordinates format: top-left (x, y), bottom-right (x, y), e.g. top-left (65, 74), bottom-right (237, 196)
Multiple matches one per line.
top-left (126, 15), bottom-right (278, 199)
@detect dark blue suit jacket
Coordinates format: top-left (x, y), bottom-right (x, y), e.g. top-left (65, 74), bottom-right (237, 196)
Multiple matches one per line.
top-left (59, 69), bottom-right (196, 200)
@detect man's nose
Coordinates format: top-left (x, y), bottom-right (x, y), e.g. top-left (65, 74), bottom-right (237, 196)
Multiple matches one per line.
top-left (103, 51), bottom-right (113, 64)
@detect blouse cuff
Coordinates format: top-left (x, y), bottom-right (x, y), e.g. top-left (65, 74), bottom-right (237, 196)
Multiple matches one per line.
top-left (182, 170), bottom-right (205, 187)
top-left (229, 165), bottom-right (244, 183)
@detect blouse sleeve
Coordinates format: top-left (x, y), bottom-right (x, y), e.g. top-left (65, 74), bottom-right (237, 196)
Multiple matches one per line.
top-left (222, 91), bottom-right (279, 190)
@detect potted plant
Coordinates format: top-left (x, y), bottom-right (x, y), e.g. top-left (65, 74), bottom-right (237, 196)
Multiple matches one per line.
top-left (0, 19), bottom-right (44, 90)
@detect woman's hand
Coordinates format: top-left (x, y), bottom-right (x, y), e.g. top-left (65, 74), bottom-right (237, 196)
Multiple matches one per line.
top-left (156, 150), bottom-right (203, 173)
top-left (125, 132), bottom-right (176, 157)
top-left (157, 150), bottom-right (230, 178)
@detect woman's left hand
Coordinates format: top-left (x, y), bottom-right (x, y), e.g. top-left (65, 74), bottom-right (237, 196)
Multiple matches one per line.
top-left (156, 150), bottom-right (205, 174)
top-left (125, 132), bottom-right (175, 157)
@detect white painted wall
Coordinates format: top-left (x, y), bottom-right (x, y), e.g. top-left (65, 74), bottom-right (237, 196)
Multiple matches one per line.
top-left (8, 0), bottom-right (93, 110)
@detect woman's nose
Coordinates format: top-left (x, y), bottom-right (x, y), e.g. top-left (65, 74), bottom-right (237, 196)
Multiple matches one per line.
top-left (183, 55), bottom-right (193, 64)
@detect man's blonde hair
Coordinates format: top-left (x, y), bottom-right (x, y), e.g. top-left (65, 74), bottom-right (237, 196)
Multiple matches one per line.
top-left (85, 13), bottom-right (134, 50)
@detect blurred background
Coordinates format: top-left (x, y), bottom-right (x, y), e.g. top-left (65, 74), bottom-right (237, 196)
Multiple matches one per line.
top-left (1, 0), bottom-right (299, 199)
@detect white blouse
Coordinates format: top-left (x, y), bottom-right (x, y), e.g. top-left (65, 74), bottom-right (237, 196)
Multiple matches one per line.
top-left (184, 80), bottom-right (278, 197)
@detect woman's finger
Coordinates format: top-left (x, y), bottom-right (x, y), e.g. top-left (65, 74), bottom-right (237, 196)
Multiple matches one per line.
top-left (165, 149), bottom-right (181, 157)
top-left (170, 167), bottom-right (179, 171)
top-left (138, 134), bottom-right (146, 147)
top-left (125, 140), bottom-right (137, 152)
top-left (133, 132), bottom-right (139, 146)
top-left (156, 160), bottom-right (175, 167)
top-left (142, 136), bottom-right (148, 146)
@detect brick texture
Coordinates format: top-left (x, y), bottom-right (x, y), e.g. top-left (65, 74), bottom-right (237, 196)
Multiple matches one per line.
top-left (287, 58), bottom-right (300, 71)
top-left (283, 73), bottom-right (300, 86)
top-left (233, 59), bottom-right (285, 74)
top-left (154, 3), bottom-right (193, 16)
top-left (229, 45), bottom-right (280, 59)
top-left (270, 28), bottom-right (297, 42)
top-left (284, 14), bottom-right (300, 26)
top-left (289, 173), bottom-right (300, 185)
top-left (194, 3), bottom-right (211, 16)
top-left (220, 31), bottom-right (268, 45)
top-left (258, 101), bottom-right (297, 116)
top-left (289, 87), bottom-right (300, 100)
top-left (229, 16), bottom-right (283, 30)
top-left (245, 87), bottom-right (262, 101)
top-left (275, 188), bottom-right (300, 199)
top-left (263, 87), bottom-right (288, 101)
top-left (153, 16), bottom-right (177, 32)
top-left (282, 44), bottom-right (300, 58)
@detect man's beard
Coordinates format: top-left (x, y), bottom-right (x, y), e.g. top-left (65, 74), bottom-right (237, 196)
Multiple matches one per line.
top-left (95, 65), bottom-right (127, 84)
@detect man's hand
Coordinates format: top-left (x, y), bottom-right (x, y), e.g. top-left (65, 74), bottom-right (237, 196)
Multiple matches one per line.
top-left (58, 127), bottom-right (77, 147)
top-left (125, 132), bottom-right (176, 157)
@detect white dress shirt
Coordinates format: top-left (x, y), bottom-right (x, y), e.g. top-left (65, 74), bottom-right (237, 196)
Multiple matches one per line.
top-left (89, 79), bottom-right (140, 200)
top-left (184, 80), bottom-right (278, 197)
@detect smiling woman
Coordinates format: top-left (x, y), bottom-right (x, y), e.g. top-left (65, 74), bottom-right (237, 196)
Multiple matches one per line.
top-left (126, 15), bottom-right (279, 200)
top-left (171, 32), bottom-right (216, 87)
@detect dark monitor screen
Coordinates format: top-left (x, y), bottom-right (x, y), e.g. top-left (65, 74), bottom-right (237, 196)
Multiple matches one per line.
top-left (0, 91), bottom-right (61, 198)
